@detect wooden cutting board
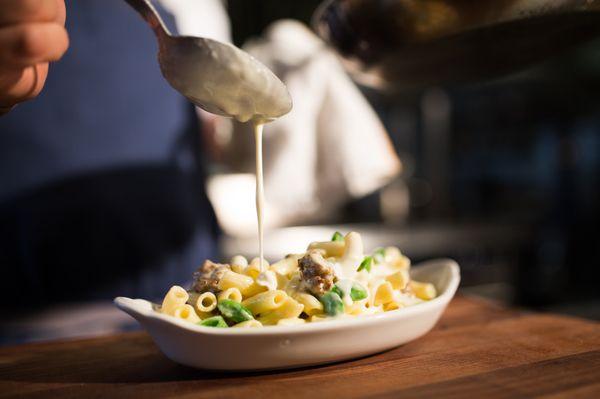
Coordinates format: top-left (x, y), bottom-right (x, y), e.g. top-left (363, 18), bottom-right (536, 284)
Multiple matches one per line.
top-left (1, 296), bottom-right (599, 398)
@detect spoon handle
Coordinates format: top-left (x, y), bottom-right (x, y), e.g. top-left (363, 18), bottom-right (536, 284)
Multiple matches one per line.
top-left (124, 0), bottom-right (171, 37)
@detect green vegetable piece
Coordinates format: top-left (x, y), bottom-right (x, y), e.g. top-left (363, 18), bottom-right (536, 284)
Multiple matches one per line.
top-left (357, 256), bottom-right (373, 272)
top-left (333, 282), bottom-right (368, 302)
top-left (320, 292), bottom-right (344, 316)
top-left (350, 283), bottom-right (368, 301)
top-left (199, 316), bottom-right (228, 328)
top-left (373, 247), bottom-right (386, 264)
top-left (217, 299), bottom-right (254, 323)
top-left (331, 231), bottom-right (344, 242)
top-left (331, 285), bottom-right (344, 298)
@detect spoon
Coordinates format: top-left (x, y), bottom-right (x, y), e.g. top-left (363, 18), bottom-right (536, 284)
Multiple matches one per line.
top-left (124, 0), bottom-right (292, 122)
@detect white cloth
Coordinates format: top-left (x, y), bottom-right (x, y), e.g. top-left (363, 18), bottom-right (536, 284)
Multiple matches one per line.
top-left (157, 0), bottom-right (231, 42)
top-left (213, 20), bottom-right (401, 234)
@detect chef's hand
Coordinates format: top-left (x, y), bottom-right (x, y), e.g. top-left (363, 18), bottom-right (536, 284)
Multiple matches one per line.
top-left (0, 0), bottom-right (68, 115)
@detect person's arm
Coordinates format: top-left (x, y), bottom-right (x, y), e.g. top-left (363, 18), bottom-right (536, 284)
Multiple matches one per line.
top-left (0, 0), bottom-right (68, 115)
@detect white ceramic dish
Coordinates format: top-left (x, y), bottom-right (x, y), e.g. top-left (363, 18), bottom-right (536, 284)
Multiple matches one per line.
top-left (115, 258), bottom-right (460, 371)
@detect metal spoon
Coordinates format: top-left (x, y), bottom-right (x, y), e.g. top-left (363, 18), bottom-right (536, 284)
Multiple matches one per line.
top-left (314, 0), bottom-right (600, 89)
top-left (124, 0), bottom-right (292, 122)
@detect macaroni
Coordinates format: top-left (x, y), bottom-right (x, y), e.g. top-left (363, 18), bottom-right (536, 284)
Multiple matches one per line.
top-left (161, 286), bottom-right (188, 315)
top-left (218, 287), bottom-right (243, 303)
top-left (242, 290), bottom-right (288, 314)
top-left (258, 297), bottom-right (304, 326)
top-left (173, 304), bottom-right (200, 323)
top-left (189, 291), bottom-right (218, 312)
top-left (230, 255), bottom-right (248, 274)
top-left (156, 231), bottom-right (438, 328)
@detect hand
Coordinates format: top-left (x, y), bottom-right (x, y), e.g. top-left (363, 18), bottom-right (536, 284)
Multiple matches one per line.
top-left (0, 0), bottom-right (68, 115)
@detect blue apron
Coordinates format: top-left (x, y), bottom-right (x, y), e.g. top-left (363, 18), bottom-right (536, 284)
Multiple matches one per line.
top-left (0, 0), bottom-right (218, 307)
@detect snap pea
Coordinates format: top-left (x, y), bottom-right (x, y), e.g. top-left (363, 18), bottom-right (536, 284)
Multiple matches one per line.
top-left (217, 299), bottom-right (254, 323)
top-left (198, 315), bottom-right (228, 328)
top-left (350, 283), bottom-right (368, 301)
top-left (331, 285), bottom-right (344, 298)
top-left (331, 231), bottom-right (344, 242)
top-left (332, 282), bottom-right (368, 302)
top-left (357, 256), bottom-right (373, 272)
top-left (320, 292), bottom-right (344, 316)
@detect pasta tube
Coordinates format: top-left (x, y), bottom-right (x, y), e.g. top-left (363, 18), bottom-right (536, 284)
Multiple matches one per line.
top-left (373, 282), bottom-right (395, 306)
top-left (346, 299), bottom-right (366, 315)
top-left (410, 280), bottom-right (437, 300)
top-left (172, 304), bottom-right (200, 323)
top-left (218, 271), bottom-right (259, 296)
top-left (386, 269), bottom-right (410, 290)
top-left (233, 320), bottom-right (263, 328)
top-left (245, 258), bottom-right (269, 279)
top-left (230, 255), bottom-right (248, 274)
top-left (242, 290), bottom-right (287, 315)
top-left (270, 255), bottom-right (301, 276)
top-left (307, 241), bottom-right (345, 257)
top-left (161, 286), bottom-right (189, 315)
top-left (259, 297), bottom-right (304, 326)
top-left (384, 301), bottom-right (404, 312)
top-left (218, 287), bottom-right (243, 303)
top-left (292, 292), bottom-right (323, 316)
top-left (188, 291), bottom-right (218, 313)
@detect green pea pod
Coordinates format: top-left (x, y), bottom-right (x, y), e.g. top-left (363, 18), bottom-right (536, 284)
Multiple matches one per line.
top-left (332, 282), bottom-right (368, 302)
top-left (331, 231), bottom-right (344, 242)
top-left (320, 292), bottom-right (344, 316)
top-left (357, 256), bottom-right (373, 272)
top-left (199, 315), bottom-right (228, 328)
top-left (217, 299), bottom-right (254, 323)
top-left (331, 285), bottom-right (344, 298)
top-left (350, 283), bottom-right (368, 301)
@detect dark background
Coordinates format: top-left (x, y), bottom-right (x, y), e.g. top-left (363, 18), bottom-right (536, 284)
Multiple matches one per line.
top-left (228, 0), bottom-right (600, 318)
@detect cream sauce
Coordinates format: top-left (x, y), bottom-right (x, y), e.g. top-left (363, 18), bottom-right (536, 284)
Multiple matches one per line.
top-left (336, 279), bottom-right (355, 306)
top-left (254, 122), bottom-right (266, 265)
top-left (256, 269), bottom-right (278, 291)
top-left (253, 121), bottom-right (279, 290)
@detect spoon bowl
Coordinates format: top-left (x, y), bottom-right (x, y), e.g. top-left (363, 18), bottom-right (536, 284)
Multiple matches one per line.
top-left (124, 0), bottom-right (292, 122)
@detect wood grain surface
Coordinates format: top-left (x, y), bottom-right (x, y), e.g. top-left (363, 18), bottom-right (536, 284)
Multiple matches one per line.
top-left (1, 296), bottom-right (599, 399)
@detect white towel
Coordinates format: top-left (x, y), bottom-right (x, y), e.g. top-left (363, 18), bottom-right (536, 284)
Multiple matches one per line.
top-left (210, 20), bottom-right (401, 235)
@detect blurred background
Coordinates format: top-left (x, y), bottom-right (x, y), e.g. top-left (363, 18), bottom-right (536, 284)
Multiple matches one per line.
top-left (0, 0), bottom-right (598, 345)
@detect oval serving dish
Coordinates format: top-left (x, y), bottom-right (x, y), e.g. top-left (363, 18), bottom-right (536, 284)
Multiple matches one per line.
top-left (115, 258), bottom-right (460, 371)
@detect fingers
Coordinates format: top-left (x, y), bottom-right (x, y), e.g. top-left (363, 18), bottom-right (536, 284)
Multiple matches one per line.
top-left (0, 63), bottom-right (48, 107)
top-left (0, 23), bottom-right (69, 68)
top-left (0, 0), bottom-right (61, 27)
top-left (55, 0), bottom-right (66, 26)
top-left (0, 1), bottom-right (66, 113)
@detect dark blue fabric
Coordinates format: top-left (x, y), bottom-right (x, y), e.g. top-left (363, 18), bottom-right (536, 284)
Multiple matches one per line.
top-left (0, 0), bottom-right (218, 307)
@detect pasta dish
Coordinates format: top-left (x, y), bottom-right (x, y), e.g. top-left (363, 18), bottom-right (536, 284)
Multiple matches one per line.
top-left (158, 231), bottom-right (437, 328)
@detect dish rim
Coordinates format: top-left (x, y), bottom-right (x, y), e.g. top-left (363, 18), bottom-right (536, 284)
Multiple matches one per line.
top-left (114, 258), bottom-right (460, 336)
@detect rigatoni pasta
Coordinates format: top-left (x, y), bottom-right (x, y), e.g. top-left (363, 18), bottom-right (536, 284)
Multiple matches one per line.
top-left (157, 231), bottom-right (437, 328)
top-left (161, 286), bottom-right (188, 316)
top-left (218, 288), bottom-right (243, 303)
top-left (242, 290), bottom-right (287, 314)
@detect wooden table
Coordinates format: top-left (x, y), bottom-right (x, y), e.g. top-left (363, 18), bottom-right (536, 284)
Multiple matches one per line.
top-left (1, 296), bottom-right (599, 398)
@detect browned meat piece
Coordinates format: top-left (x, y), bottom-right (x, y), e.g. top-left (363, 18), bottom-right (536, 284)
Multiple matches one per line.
top-left (298, 251), bottom-right (335, 296)
top-left (192, 260), bottom-right (231, 293)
